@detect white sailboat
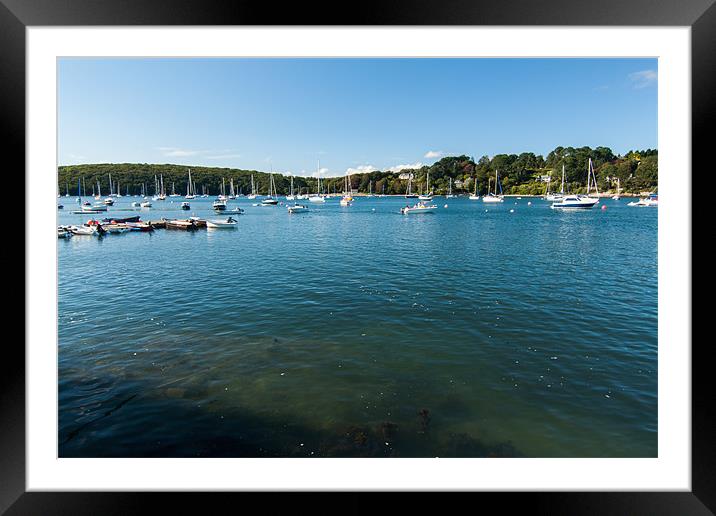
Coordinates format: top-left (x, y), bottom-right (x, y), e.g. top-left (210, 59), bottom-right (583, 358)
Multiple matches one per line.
top-left (261, 170), bottom-right (279, 205)
top-left (185, 169), bottom-right (196, 199)
top-left (309, 162), bottom-right (326, 203)
top-left (469, 177), bottom-right (480, 200)
top-left (405, 173), bottom-right (418, 198)
top-left (286, 175), bottom-right (296, 201)
top-left (482, 170), bottom-right (504, 203)
top-left (545, 164), bottom-right (566, 202)
top-left (340, 171), bottom-right (353, 206)
top-left (611, 177), bottom-right (621, 200)
top-left (446, 177), bottom-right (456, 198)
top-left (247, 174), bottom-right (257, 199)
top-left (418, 170), bottom-right (433, 201)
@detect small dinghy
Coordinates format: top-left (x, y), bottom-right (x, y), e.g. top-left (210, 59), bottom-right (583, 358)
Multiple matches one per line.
top-left (165, 219), bottom-right (199, 230)
top-left (103, 224), bottom-right (131, 234)
top-left (126, 222), bottom-right (153, 232)
top-left (57, 226), bottom-right (72, 238)
top-left (206, 217), bottom-right (238, 229)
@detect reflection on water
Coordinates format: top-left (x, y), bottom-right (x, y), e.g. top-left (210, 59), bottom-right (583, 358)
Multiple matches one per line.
top-left (58, 196), bottom-right (657, 457)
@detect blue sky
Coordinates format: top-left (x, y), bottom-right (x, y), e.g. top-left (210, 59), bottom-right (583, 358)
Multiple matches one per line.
top-left (58, 58), bottom-right (657, 177)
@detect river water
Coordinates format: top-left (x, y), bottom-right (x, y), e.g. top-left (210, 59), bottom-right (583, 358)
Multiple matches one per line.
top-left (57, 195), bottom-right (657, 457)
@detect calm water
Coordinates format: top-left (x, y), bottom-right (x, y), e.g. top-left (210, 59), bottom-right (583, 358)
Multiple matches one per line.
top-left (58, 195), bottom-right (657, 457)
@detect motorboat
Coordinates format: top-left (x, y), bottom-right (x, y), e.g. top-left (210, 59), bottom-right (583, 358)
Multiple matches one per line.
top-left (181, 201), bottom-right (191, 210)
top-left (103, 197), bottom-right (115, 206)
top-left (552, 158), bottom-right (600, 209)
top-left (101, 216), bottom-right (140, 223)
top-left (57, 226), bottom-right (72, 238)
top-left (550, 195), bottom-right (600, 209)
top-left (68, 224), bottom-right (103, 236)
top-left (628, 194), bottom-right (658, 207)
top-left (213, 199), bottom-right (227, 211)
top-left (287, 204), bottom-right (309, 214)
top-left (140, 201), bottom-right (152, 208)
top-left (401, 202), bottom-right (437, 214)
top-left (206, 217), bottom-right (238, 228)
top-left (82, 203), bottom-right (108, 212)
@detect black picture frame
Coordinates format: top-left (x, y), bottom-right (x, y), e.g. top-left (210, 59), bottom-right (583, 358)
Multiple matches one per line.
top-left (3, 0), bottom-right (708, 513)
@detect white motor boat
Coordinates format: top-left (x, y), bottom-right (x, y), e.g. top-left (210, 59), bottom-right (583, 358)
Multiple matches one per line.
top-left (69, 225), bottom-right (101, 236)
top-left (140, 201), bottom-right (152, 208)
top-left (103, 197), bottom-right (115, 206)
top-left (309, 195), bottom-right (325, 203)
top-left (261, 197), bottom-right (278, 205)
top-left (287, 204), bottom-right (309, 214)
top-left (482, 194), bottom-right (504, 203)
top-left (57, 227), bottom-right (73, 238)
top-left (628, 194), bottom-right (658, 207)
top-left (206, 217), bottom-right (238, 228)
top-left (82, 203), bottom-right (108, 212)
top-left (181, 201), bottom-right (191, 210)
top-left (550, 195), bottom-right (600, 209)
top-left (400, 202), bottom-right (437, 214)
top-left (213, 199), bottom-right (227, 211)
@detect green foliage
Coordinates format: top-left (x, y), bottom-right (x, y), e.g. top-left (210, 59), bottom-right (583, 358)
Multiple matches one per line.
top-left (58, 146), bottom-right (657, 197)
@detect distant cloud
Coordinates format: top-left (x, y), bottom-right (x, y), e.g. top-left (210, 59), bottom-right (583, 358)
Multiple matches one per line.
top-left (67, 153), bottom-right (87, 163)
top-left (157, 146), bottom-right (203, 157)
top-left (628, 70), bottom-right (657, 89)
top-left (311, 167), bottom-right (331, 178)
top-left (387, 162), bottom-right (424, 173)
top-left (424, 150), bottom-right (443, 159)
top-left (157, 147), bottom-right (242, 160)
top-left (346, 165), bottom-right (378, 175)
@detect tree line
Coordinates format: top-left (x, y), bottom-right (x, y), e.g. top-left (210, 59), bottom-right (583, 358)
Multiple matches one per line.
top-left (57, 146), bottom-right (657, 197)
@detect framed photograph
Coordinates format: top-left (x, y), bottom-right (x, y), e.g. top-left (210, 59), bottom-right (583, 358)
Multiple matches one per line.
top-left (6, 0), bottom-right (709, 512)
